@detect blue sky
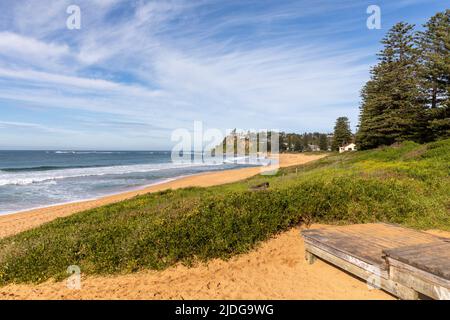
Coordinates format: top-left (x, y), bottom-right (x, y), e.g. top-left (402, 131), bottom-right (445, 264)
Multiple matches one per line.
top-left (0, 0), bottom-right (448, 150)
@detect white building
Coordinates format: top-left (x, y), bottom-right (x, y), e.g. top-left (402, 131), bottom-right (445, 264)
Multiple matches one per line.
top-left (308, 144), bottom-right (321, 152)
top-left (339, 143), bottom-right (357, 153)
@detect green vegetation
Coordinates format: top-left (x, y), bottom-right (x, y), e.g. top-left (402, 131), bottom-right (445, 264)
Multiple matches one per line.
top-left (357, 10), bottom-right (449, 149)
top-left (331, 116), bottom-right (352, 151)
top-left (0, 139), bottom-right (449, 285)
top-left (278, 132), bottom-right (331, 152)
top-left (215, 130), bottom-right (332, 154)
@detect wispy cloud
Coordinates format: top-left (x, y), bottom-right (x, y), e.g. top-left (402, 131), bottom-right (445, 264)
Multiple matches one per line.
top-left (0, 120), bottom-right (77, 134)
top-left (0, 0), bottom-right (447, 149)
top-left (0, 32), bottom-right (69, 58)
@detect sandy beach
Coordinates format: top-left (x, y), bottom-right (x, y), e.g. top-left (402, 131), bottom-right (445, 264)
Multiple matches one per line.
top-left (0, 154), bottom-right (325, 238)
top-left (0, 154), bottom-right (324, 239)
top-left (0, 153), bottom-right (403, 300)
top-left (0, 225), bottom-right (394, 300)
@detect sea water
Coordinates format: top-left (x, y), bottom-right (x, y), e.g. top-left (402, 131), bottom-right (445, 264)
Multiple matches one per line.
top-left (0, 151), bottom-right (266, 215)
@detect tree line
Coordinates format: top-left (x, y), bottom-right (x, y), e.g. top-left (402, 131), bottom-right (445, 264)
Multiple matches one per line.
top-left (217, 10), bottom-right (448, 154)
top-left (279, 132), bottom-right (331, 152)
top-left (356, 10), bottom-right (449, 150)
top-left (213, 130), bottom-right (332, 154)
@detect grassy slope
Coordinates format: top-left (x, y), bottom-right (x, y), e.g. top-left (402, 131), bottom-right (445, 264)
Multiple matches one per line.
top-left (0, 139), bottom-right (449, 285)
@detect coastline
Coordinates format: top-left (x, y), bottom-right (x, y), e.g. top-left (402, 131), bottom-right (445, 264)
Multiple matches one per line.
top-left (0, 153), bottom-right (326, 239)
top-left (0, 176), bottom-right (182, 217)
top-left (0, 225), bottom-right (394, 300)
top-left (4, 151), bottom-right (447, 300)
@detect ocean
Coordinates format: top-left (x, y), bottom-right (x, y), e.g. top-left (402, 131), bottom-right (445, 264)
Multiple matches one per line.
top-left (0, 150), bottom-right (266, 215)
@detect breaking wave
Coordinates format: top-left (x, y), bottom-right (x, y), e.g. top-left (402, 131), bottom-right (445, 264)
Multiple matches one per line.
top-left (0, 157), bottom-right (267, 187)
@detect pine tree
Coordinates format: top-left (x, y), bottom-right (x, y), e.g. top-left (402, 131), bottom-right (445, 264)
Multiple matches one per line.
top-left (356, 23), bottom-right (426, 149)
top-left (418, 10), bottom-right (450, 139)
top-left (332, 117), bottom-right (352, 151)
top-left (318, 134), bottom-right (328, 151)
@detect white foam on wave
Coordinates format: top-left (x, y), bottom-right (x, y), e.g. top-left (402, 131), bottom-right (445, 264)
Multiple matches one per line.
top-left (0, 157), bottom-right (267, 187)
top-left (55, 151), bottom-right (120, 154)
top-left (0, 176), bottom-right (184, 216)
top-left (222, 156), bottom-right (272, 166)
top-left (53, 151), bottom-right (166, 155)
top-left (0, 163), bottom-right (196, 186)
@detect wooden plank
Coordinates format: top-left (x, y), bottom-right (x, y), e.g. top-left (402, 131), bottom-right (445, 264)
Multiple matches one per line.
top-left (302, 223), bottom-right (450, 299)
top-left (305, 243), bottom-right (419, 300)
top-left (387, 258), bottom-right (450, 290)
top-left (383, 242), bottom-right (450, 280)
top-left (302, 223), bottom-right (447, 271)
top-left (304, 238), bottom-right (389, 278)
top-left (388, 259), bottom-right (450, 300)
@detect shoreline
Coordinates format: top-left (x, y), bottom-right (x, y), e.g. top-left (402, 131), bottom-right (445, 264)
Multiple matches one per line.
top-left (0, 153), bottom-right (326, 239)
top-left (4, 152), bottom-right (447, 300)
top-left (0, 176), bottom-right (184, 217)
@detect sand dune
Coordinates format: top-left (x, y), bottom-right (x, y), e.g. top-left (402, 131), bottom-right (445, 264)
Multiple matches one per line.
top-left (0, 225), bottom-right (394, 300)
top-left (0, 153), bottom-right (395, 300)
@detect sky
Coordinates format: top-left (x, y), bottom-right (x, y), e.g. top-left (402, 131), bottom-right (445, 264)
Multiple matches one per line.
top-left (0, 0), bottom-right (448, 150)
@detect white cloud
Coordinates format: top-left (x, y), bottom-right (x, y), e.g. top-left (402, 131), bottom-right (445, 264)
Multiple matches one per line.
top-left (0, 32), bottom-right (69, 59)
top-left (0, 120), bottom-right (77, 134)
top-left (0, 0), bottom-right (394, 149)
top-left (0, 67), bottom-right (114, 89)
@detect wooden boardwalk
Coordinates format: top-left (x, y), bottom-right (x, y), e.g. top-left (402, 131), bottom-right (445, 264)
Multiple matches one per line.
top-left (302, 223), bottom-right (450, 300)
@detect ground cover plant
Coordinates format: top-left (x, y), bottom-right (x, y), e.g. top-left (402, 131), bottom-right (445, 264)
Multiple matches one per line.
top-left (0, 139), bottom-right (448, 285)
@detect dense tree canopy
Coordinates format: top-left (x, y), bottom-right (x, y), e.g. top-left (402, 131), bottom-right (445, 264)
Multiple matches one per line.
top-left (279, 132), bottom-right (330, 152)
top-left (418, 10), bottom-right (450, 140)
top-left (357, 10), bottom-right (450, 150)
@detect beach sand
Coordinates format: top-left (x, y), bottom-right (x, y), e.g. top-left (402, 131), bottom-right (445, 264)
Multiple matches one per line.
top-left (0, 153), bottom-right (396, 300)
top-left (0, 154), bottom-right (324, 238)
top-left (0, 225), bottom-right (394, 300)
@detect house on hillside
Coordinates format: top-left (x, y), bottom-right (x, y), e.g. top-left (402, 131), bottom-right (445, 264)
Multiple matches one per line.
top-left (339, 143), bottom-right (357, 153)
top-left (308, 144), bottom-right (321, 152)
